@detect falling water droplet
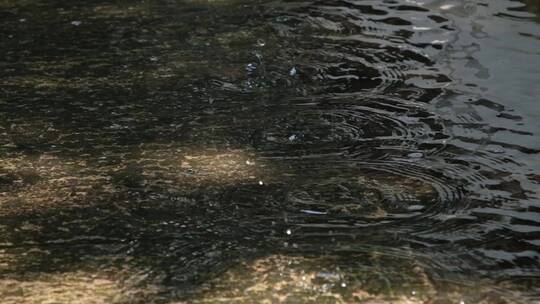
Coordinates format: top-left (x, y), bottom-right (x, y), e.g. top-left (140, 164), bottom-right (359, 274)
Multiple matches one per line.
top-left (259, 180), bottom-right (264, 185)
top-left (256, 39), bottom-right (266, 47)
top-left (253, 52), bottom-right (263, 62)
top-left (486, 146), bottom-right (505, 154)
top-left (286, 229), bottom-right (292, 235)
top-left (407, 205), bottom-right (425, 211)
top-left (341, 282), bottom-right (347, 288)
top-left (71, 20), bottom-right (82, 26)
top-left (300, 209), bottom-right (327, 215)
top-left (289, 67), bottom-right (297, 76)
top-left (440, 4), bottom-right (455, 10)
top-left (408, 152), bottom-right (423, 158)
top-left (246, 63), bottom-right (257, 73)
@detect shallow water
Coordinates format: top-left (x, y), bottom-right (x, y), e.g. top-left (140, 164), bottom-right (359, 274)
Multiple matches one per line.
top-left (0, 0), bottom-right (539, 303)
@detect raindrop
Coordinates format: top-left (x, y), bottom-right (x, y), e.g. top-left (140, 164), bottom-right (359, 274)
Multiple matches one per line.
top-left (486, 146), bottom-right (505, 154)
top-left (440, 4), bottom-right (455, 10)
top-left (254, 52), bottom-right (263, 62)
top-left (71, 20), bottom-right (82, 26)
top-left (289, 134), bottom-right (297, 141)
top-left (109, 123), bottom-right (124, 130)
top-left (300, 209), bottom-right (327, 215)
top-left (408, 152), bottom-right (423, 158)
top-left (286, 229), bottom-right (292, 235)
top-left (289, 67), bottom-right (297, 76)
top-left (259, 180), bottom-right (264, 185)
top-left (19, 18), bottom-right (27, 22)
top-left (150, 56), bottom-right (158, 62)
top-left (341, 282), bottom-right (347, 288)
top-left (407, 205), bottom-right (425, 211)
top-left (256, 39), bottom-right (266, 47)
top-left (246, 63), bottom-right (257, 72)
top-left (431, 40), bottom-right (448, 45)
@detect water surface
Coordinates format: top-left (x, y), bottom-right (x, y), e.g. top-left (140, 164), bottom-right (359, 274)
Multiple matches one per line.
top-left (0, 0), bottom-right (539, 303)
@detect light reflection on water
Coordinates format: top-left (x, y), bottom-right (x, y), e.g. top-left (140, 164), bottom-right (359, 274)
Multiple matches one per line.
top-left (0, 0), bottom-right (539, 302)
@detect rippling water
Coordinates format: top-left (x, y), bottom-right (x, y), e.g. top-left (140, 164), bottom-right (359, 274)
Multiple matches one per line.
top-left (0, 0), bottom-right (539, 303)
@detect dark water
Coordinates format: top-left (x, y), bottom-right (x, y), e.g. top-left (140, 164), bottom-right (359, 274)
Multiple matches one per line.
top-left (0, 0), bottom-right (539, 303)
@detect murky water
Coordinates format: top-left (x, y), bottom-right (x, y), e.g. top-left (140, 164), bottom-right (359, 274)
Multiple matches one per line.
top-left (1, 0), bottom-right (539, 303)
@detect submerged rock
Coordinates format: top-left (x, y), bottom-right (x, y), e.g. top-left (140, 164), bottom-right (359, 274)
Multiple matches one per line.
top-left (187, 253), bottom-right (497, 303)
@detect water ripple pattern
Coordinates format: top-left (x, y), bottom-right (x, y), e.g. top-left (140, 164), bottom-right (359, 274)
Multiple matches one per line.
top-left (0, 0), bottom-right (539, 303)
